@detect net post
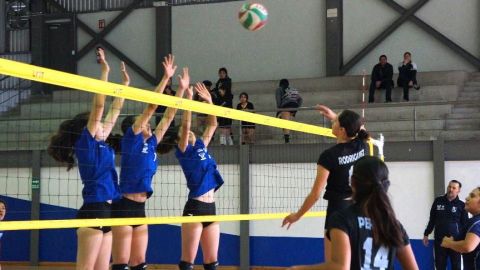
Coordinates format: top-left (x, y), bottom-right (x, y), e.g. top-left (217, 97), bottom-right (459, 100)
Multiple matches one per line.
top-left (239, 144), bottom-right (250, 270)
top-left (30, 150), bottom-right (41, 266)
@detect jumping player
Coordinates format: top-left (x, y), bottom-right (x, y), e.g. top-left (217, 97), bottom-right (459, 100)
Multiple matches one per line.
top-left (47, 48), bottom-right (128, 270)
top-left (158, 82), bottom-right (223, 270)
top-left (283, 105), bottom-right (369, 261)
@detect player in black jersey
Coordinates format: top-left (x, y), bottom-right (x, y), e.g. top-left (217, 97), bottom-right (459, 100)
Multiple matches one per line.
top-left (289, 156), bottom-right (418, 270)
top-left (283, 105), bottom-right (369, 260)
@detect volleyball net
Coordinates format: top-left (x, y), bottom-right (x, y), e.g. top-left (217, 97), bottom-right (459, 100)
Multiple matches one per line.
top-left (0, 59), bottom-right (383, 232)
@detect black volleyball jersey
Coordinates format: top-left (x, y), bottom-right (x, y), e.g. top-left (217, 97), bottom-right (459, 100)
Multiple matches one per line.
top-left (317, 138), bottom-right (368, 200)
top-left (327, 204), bottom-right (410, 270)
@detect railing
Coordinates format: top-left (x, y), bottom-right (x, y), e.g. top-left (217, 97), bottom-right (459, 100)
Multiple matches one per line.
top-left (0, 53), bottom-right (32, 113)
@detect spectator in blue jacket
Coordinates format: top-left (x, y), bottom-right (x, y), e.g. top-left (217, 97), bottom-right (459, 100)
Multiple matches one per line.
top-left (368, 55), bottom-right (394, 103)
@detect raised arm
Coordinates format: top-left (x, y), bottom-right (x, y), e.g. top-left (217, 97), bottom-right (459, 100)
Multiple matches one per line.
top-left (177, 86), bottom-right (194, 153)
top-left (154, 67), bottom-right (189, 142)
top-left (100, 61), bottom-right (128, 140)
top-left (133, 54), bottom-right (177, 135)
top-left (87, 48), bottom-right (109, 137)
top-left (316, 104), bottom-right (337, 121)
top-left (282, 165), bottom-right (329, 229)
top-left (196, 82), bottom-right (218, 147)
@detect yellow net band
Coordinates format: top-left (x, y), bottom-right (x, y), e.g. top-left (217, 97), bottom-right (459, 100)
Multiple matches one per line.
top-left (0, 211), bottom-right (326, 231)
top-left (0, 58), bottom-right (334, 137)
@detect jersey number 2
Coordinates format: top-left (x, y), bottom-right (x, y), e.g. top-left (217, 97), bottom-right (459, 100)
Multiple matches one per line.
top-left (362, 237), bottom-right (389, 270)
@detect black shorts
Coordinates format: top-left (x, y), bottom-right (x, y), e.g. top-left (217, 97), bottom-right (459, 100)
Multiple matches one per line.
top-left (182, 199), bottom-right (216, 228)
top-left (76, 202), bottom-right (112, 233)
top-left (112, 197), bottom-right (146, 228)
top-left (276, 102), bottom-right (299, 117)
top-left (218, 117), bottom-right (232, 128)
top-left (325, 199), bottom-right (353, 230)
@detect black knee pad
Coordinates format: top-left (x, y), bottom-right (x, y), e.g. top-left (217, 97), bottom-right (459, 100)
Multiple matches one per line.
top-left (112, 264), bottom-right (129, 270)
top-left (178, 261), bottom-right (194, 270)
top-left (203, 261), bottom-right (218, 270)
top-left (130, 263), bottom-right (147, 270)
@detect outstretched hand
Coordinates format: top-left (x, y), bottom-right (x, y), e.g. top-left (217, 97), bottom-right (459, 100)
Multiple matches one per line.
top-left (97, 48), bottom-right (110, 73)
top-left (315, 104), bottom-right (337, 121)
top-left (282, 212), bottom-right (301, 230)
top-left (120, 61), bottom-right (130, 86)
top-left (162, 54), bottom-right (177, 79)
top-left (178, 67), bottom-right (190, 90)
top-left (195, 82), bottom-right (213, 104)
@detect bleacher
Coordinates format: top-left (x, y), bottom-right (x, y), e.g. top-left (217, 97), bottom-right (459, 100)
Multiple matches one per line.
top-left (0, 70), bottom-right (479, 150)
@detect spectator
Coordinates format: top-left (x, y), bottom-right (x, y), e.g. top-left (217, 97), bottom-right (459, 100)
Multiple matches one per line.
top-left (216, 85), bottom-right (234, 145)
top-left (155, 78), bottom-right (176, 128)
top-left (215, 67), bottom-right (232, 96)
top-left (368, 55), bottom-right (394, 103)
top-left (276, 79), bottom-right (302, 143)
top-left (194, 80), bottom-right (214, 134)
top-left (423, 180), bottom-right (468, 270)
top-left (236, 92), bottom-right (255, 144)
top-left (441, 187), bottom-right (480, 270)
top-left (397, 52), bottom-right (420, 102)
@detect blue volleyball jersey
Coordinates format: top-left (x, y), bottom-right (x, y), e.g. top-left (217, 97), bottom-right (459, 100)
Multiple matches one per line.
top-left (176, 139), bottom-right (224, 198)
top-left (119, 126), bottom-right (157, 197)
top-left (462, 214), bottom-right (480, 270)
top-left (74, 128), bottom-right (119, 203)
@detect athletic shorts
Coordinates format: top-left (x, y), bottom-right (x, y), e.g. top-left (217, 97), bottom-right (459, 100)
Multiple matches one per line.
top-left (182, 199), bottom-right (216, 228)
top-left (276, 102), bottom-right (299, 117)
top-left (325, 199), bottom-right (353, 230)
top-left (76, 202), bottom-right (112, 233)
top-left (112, 197), bottom-right (146, 228)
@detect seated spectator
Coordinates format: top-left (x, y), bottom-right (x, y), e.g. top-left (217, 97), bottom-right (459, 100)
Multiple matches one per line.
top-left (397, 52), bottom-right (420, 102)
top-left (237, 92), bottom-right (255, 144)
top-left (368, 54), bottom-right (394, 103)
top-left (441, 187), bottom-right (480, 270)
top-left (276, 79), bottom-right (302, 143)
top-left (216, 85), bottom-right (234, 145)
top-left (155, 78), bottom-right (176, 128)
top-left (194, 80), bottom-right (214, 134)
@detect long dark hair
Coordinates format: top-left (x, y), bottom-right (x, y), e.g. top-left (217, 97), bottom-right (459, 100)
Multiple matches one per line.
top-left (156, 125), bottom-right (180, 154)
top-left (351, 156), bottom-right (404, 247)
top-left (47, 112), bottom-right (89, 171)
top-left (338, 110), bottom-right (369, 140)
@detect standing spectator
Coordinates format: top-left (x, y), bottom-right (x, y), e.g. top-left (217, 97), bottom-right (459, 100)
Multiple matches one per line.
top-left (276, 79), bottom-right (303, 143)
top-left (368, 55), bottom-right (394, 103)
top-left (216, 85), bottom-right (234, 145)
top-left (155, 78), bottom-right (176, 128)
top-left (423, 180), bottom-right (468, 270)
top-left (0, 199), bottom-right (5, 270)
top-left (215, 67), bottom-right (232, 96)
top-left (236, 92), bottom-right (255, 144)
top-left (441, 187), bottom-right (480, 270)
top-left (194, 80), bottom-right (214, 134)
top-left (397, 52), bottom-right (420, 102)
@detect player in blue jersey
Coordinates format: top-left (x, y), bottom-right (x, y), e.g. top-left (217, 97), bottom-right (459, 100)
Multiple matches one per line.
top-left (288, 156), bottom-right (418, 270)
top-left (158, 83), bottom-right (223, 270)
top-left (48, 48), bottom-right (128, 270)
top-left (442, 187), bottom-right (480, 270)
top-left (111, 55), bottom-right (189, 270)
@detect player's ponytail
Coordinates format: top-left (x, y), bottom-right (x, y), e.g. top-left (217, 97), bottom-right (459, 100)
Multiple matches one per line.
top-left (352, 156), bottom-right (404, 247)
top-left (47, 112), bottom-right (89, 171)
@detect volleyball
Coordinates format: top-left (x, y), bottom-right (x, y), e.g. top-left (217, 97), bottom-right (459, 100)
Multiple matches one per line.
top-left (238, 3), bottom-right (268, 31)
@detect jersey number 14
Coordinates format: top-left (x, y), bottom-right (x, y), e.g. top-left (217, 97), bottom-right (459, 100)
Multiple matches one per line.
top-left (362, 237), bottom-right (389, 270)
